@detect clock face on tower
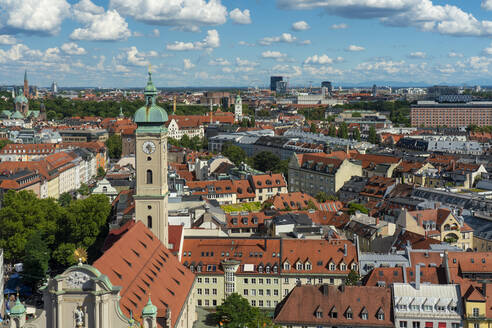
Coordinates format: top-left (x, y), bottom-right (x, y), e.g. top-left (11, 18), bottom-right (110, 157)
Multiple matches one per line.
top-left (142, 141), bottom-right (156, 154)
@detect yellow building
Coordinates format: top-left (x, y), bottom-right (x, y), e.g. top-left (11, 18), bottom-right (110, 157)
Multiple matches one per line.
top-left (463, 284), bottom-right (491, 328)
top-left (397, 208), bottom-right (473, 250)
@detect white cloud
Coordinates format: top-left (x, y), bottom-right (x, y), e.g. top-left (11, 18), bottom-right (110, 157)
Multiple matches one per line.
top-left (261, 51), bottom-right (287, 59)
top-left (71, 0), bottom-right (131, 41)
top-left (0, 0), bottom-right (70, 35)
top-left (166, 29), bottom-right (220, 51)
top-left (272, 64), bottom-right (302, 77)
top-left (436, 64), bottom-right (455, 74)
top-left (133, 31), bottom-right (143, 37)
top-left (299, 40), bottom-right (311, 45)
top-left (356, 60), bottom-right (406, 74)
top-left (448, 52), bottom-right (463, 58)
top-left (230, 8), bottom-right (251, 24)
top-left (304, 54), bottom-right (333, 65)
top-left (236, 57), bottom-right (258, 66)
top-left (222, 67), bottom-right (232, 73)
top-left (194, 71), bottom-right (209, 79)
top-left (183, 58), bottom-right (195, 69)
top-left (482, 0), bottom-right (492, 11)
top-left (0, 35), bottom-right (17, 45)
top-left (304, 65), bottom-right (343, 76)
top-left (153, 29), bottom-right (160, 37)
top-left (109, 0), bottom-right (227, 31)
top-left (125, 46), bottom-right (149, 66)
top-left (409, 51), bottom-right (426, 58)
top-left (238, 40), bottom-right (255, 46)
top-left (292, 21), bottom-right (309, 31)
top-left (209, 58), bottom-right (230, 66)
top-left (331, 23), bottom-right (348, 29)
top-left (259, 33), bottom-right (296, 45)
top-left (277, 0), bottom-right (492, 38)
top-left (61, 42), bottom-right (87, 55)
top-left (0, 44), bottom-right (29, 63)
top-left (347, 45), bottom-right (365, 52)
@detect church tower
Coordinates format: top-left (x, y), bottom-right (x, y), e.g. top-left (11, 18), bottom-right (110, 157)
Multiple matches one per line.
top-left (133, 69), bottom-right (169, 246)
top-left (23, 70), bottom-right (29, 98)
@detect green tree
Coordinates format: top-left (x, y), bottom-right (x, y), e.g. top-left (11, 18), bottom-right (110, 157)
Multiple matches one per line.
top-left (47, 110), bottom-right (57, 120)
top-left (0, 139), bottom-right (12, 150)
top-left (252, 151), bottom-right (280, 172)
top-left (351, 112), bottom-right (362, 117)
top-left (368, 126), bottom-right (378, 144)
top-left (222, 144), bottom-right (247, 166)
top-left (306, 200), bottom-right (317, 210)
top-left (97, 167), bottom-right (106, 178)
top-left (78, 183), bottom-right (90, 196)
top-left (352, 128), bottom-right (361, 141)
top-left (310, 123), bottom-right (317, 133)
top-left (22, 231), bottom-right (50, 289)
top-left (105, 134), bottom-right (122, 159)
top-left (315, 192), bottom-right (329, 203)
top-left (348, 202), bottom-right (369, 215)
top-left (328, 124), bottom-right (337, 137)
top-left (52, 243), bottom-right (77, 268)
top-left (180, 134), bottom-right (191, 149)
top-left (337, 122), bottom-right (349, 139)
top-left (345, 269), bottom-right (361, 286)
top-left (190, 135), bottom-right (201, 150)
top-left (58, 192), bottom-right (72, 207)
top-left (214, 293), bottom-right (276, 328)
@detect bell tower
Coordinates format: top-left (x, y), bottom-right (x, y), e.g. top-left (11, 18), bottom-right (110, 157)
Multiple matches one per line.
top-left (133, 68), bottom-right (169, 246)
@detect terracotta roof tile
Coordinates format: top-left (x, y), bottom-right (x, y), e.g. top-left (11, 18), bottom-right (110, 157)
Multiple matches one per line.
top-left (93, 221), bottom-right (195, 328)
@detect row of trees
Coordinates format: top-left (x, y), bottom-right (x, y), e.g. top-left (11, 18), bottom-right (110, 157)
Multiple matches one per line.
top-left (221, 145), bottom-right (289, 178)
top-left (168, 135), bottom-right (208, 151)
top-left (0, 191), bottom-right (111, 288)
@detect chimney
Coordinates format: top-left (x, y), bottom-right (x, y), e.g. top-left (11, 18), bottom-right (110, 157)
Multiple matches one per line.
top-left (415, 265), bottom-right (420, 290)
top-left (417, 214), bottom-right (423, 227)
top-left (434, 202), bottom-right (441, 210)
top-left (343, 244), bottom-right (348, 257)
top-left (375, 217), bottom-right (379, 225)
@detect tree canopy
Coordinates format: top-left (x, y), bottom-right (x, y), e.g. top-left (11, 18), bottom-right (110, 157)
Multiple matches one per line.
top-left (213, 293), bottom-right (277, 328)
top-left (0, 191), bottom-right (111, 272)
top-left (222, 144), bottom-right (247, 166)
top-left (106, 134), bottom-right (122, 159)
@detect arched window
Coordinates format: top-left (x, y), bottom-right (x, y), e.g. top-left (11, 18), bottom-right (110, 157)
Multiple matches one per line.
top-left (146, 170), bottom-right (153, 184)
top-left (147, 215), bottom-right (152, 228)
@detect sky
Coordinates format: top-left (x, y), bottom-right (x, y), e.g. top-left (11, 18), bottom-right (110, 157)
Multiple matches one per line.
top-left (3, 0), bottom-right (492, 87)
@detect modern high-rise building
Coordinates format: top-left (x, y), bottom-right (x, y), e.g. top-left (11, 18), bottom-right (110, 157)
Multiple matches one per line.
top-left (234, 93), bottom-right (242, 121)
top-left (270, 76), bottom-right (283, 91)
top-left (321, 81), bottom-right (333, 93)
top-left (372, 84), bottom-right (377, 96)
top-left (277, 81), bottom-right (288, 94)
top-left (51, 81), bottom-right (58, 94)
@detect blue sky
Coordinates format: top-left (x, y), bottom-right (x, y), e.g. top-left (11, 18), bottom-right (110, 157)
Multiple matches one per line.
top-left (2, 0), bottom-right (492, 87)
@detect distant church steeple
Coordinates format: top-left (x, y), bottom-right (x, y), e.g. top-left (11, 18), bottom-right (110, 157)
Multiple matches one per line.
top-left (23, 70), bottom-right (29, 98)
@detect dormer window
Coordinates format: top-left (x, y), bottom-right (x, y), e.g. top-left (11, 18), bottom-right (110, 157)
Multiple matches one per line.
top-left (296, 262), bottom-right (303, 270)
top-left (345, 307), bottom-right (353, 320)
top-left (330, 306), bottom-right (337, 318)
top-left (315, 308), bottom-right (323, 318)
top-left (258, 265), bottom-right (263, 273)
top-left (361, 307), bottom-right (368, 320)
top-left (329, 263), bottom-right (336, 271)
top-left (305, 262), bottom-right (312, 270)
top-left (284, 262), bottom-right (290, 270)
top-left (351, 263), bottom-right (357, 271)
top-left (340, 263), bottom-right (346, 271)
top-left (377, 308), bottom-right (385, 320)
top-left (273, 265), bottom-right (278, 273)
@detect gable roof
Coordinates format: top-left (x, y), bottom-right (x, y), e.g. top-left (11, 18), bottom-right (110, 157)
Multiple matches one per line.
top-left (274, 285), bottom-right (392, 327)
top-left (93, 221), bottom-right (195, 327)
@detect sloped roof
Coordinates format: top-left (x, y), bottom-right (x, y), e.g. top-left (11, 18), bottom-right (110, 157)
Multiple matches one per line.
top-left (364, 266), bottom-right (446, 286)
top-left (274, 285), bottom-right (392, 327)
top-left (93, 221), bottom-right (195, 327)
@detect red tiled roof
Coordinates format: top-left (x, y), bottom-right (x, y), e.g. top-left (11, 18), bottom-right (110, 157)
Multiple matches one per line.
top-left (101, 220), bottom-right (136, 252)
top-left (186, 180), bottom-right (234, 195)
top-left (0, 143), bottom-right (58, 154)
top-left (407, 208), bottom-right (453, 226)
top-left (226, 212), bottom-right (272, 229)
top-left (364, 266), bottom-right (445, 286)
top-left (281, 239), bottom-right (357, 274)
top-left (250, 173), bottom-right (286, 189)
top-left (274, 285), bottom-right (392, 327)
top-left (231, 179), bottom-right (255, 199)
top-left (168, 225), bottom-right (184, 255)
top-left (393, 230), bottom-right (441, 250)
top-left (181, 238), bottom-right (282, 275)
top-left (93, 221), bottom-right (195, 327)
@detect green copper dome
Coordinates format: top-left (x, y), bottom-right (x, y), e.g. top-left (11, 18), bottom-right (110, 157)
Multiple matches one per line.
top-left (11, 111), bottom-right (24, 119)
top-left (142, 296), bottom-right (157, 317)
top-left (134, 70), bottom-right (168, 125)
top-left (10, 297), bottom-right (26, 316)
top-left (14, 92), bottom-right (28, 104)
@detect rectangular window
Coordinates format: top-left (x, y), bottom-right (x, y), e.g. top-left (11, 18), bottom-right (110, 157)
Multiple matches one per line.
top-left (205, 278), bottom-right (210, 283)
top-left (259, 289), bottom-right (263, 296)
top-left (425, 322), bottom-right (433, 328)
top-left (198, 299), bottom-right (202, 306)
top-left (259, 300), bottom-right (263, 307)
top-left (213, 300), bottom-right (217, 306)
top-left (213, 289), bottom-right (217, 295)
top-left (243, 289), bottom-right (248, 296)
top-left (284, 278), bottom-right (289, 283)
top-left (244, 278), bottom-right (248, 284)
top-left (438, 323), bottom-right (446, 328)
top-left (197, 289), bottom-right (202, 295)
top-left (400, 322), bottom-right (408, 328)
top-left (267, 300), bottom-right (271, 308)
top-left (266, 279), bottom-right (271, 284)
top-left (251, 278), bottom-right (256, 284)
top-left (205, 300), bottom-right (209, 306)
top-left (274, 289), bottom-right (279, 296)
top-left (212, 278), bottom-right (217, 284)
top-left (259, 278), bottom-right (264, 284)
top-left (197, 278), bottom-right (202, 283)
top-left (413, 322), bottom-right (420, 328)
top-left (251, 300), bottom-right (256, 307)
top-left (251, 289), bottom-right (256, 296)
top-left (266, 289), bottom-right (271, 296)
top-left (284, 289), bottom-right (289, 296)
top-left (473, 308), bottom-right (480, 317)
top-left (205, 289), bottom-right (209, 295)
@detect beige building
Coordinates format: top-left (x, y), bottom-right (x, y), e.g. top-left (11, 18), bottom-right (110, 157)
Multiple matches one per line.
top-left (397, 208), bottom-right (474, 250)
top-left (288, 153), bottom-right (362, 196)
top-left (181, 237), bottom-right (358, 309)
